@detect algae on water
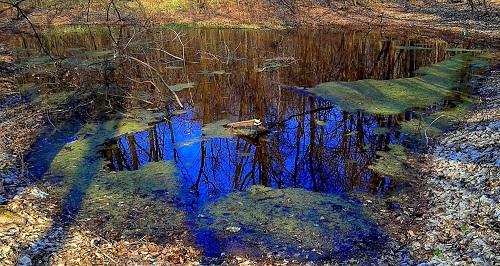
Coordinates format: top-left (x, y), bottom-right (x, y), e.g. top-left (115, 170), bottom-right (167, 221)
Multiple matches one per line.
top-left (368, 144), bottom-right (409, 179)
top-left (307, 53), bottom-right (490, 115)
top-left (169, 82), bottom-right (196, 92)
top-left (198, 186), bottom-right (385, 259)
top-left (401, 99), bottom-right (475, 139)
top-left (31, 111), bottom-right (187, 241)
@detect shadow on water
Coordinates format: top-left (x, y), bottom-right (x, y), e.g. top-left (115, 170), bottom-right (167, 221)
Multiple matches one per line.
top-left (9, 25), bottom-right (488, 262)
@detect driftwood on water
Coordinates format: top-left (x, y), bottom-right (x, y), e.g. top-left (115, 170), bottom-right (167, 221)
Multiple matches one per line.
top-left (224, 119), bottom-right (270, 137)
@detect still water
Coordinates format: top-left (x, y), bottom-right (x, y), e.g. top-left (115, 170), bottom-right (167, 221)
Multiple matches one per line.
top-left (12, 26), bottom-right (477, 261)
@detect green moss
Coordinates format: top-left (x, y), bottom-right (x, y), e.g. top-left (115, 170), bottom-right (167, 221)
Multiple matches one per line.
top-left (201, 119), bottom-right (233, 138)
top-left (38, 114), bottom-right (186, 241)
top-left (401, 100), bottom-right (475, 138)
top-left (77, 161), bottom-right (185, 239)
top-left (308, 53), bottom-right (491, 115)
top-left (169, 82), bottom-right (196, 92)
top-left (32, 90), bottom-right (76, 106)
top-left (99, 161), bottom-right (179, 194)
top-left (257, 57), bottom-right (296, 72)
top-left (199, 186), bottom-right (382, 257)
top-left (373, 127), bottom-right (390, 135)
top-left (368, 144), bottom-right (409, 179)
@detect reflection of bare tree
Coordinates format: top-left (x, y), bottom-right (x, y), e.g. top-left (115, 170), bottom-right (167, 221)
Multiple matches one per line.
top-left (41, 27), bottom-right (454, 200)
top-left (127, 135), bottom-right (139, 170)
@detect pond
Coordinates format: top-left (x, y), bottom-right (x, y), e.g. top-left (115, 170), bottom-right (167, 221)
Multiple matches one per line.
top-left (10, 26), bottom-right (489, 262)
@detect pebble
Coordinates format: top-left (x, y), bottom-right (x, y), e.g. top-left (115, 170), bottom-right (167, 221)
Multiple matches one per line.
top-left (19, 255), bottom-right (31, 266)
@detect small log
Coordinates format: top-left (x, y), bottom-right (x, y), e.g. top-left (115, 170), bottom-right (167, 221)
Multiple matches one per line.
top-left (224, 119), bottom-right (262, 128)
top-left (224, 119), bottom-right (269, 138)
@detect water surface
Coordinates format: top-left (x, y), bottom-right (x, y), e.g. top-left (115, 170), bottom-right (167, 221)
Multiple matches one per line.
top-left (12, 26), bottom-right (481, 262)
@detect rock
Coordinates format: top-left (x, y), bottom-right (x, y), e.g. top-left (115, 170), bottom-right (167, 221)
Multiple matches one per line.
top-left (29, 187), bottom-right (48, 199)
top-left (225, 226), bottom-right (241, 233)
top-left (19, 255), bottom-right (31, 266)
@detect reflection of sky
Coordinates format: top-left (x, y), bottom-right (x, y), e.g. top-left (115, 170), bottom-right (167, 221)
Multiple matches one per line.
top-left (105, 97), bottom-right (403, 207)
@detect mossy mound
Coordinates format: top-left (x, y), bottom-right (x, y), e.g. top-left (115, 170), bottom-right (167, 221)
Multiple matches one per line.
top-left (368, 144), bottom-right (409, 179)
top-left (308, 53), bottom-right (490, 115)
top-left (198, 186), bottom-right (385, 261)
top-left (47, 118), bottom-right (154, 179)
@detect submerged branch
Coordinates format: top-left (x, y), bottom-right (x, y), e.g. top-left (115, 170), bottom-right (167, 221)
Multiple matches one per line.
top-left (125, 55), bottom-right (184, 108)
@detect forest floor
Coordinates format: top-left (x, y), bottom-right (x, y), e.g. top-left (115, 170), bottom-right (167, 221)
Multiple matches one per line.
top-left (411, 68), bottom-right (500, 264)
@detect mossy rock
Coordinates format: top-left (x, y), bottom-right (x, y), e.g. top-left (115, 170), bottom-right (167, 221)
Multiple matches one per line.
top-left (198, 186), bottom-right (385, 260)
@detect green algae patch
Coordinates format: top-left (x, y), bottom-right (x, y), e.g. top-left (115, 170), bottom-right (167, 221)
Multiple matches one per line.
top-left (401, 99), bottom-right (476, 139)
top-left (32, 90), bottom-right (76, 107)
top-left (98, 161), bottom-right (179, 195)
top-left (169, 82), bottom-right (196, 92)
top-left (257, 57), bottom-right (296, 72)
top-left (198, 186), bottom-right (385, 259)
top-left (308, 53), bottom-right (490, 115)
top-left (77, 161), bottom-right (186, 240)
top-left (47, 113), bottom-right (163, 182)
top-left (373, 127), bottom-right (391, 135)
top-left (33, 115), bottom-right (188, 242)
top-left (201, 119), bottom-right (233, 139)
top-left (369, 144), bottom-right (409, 179)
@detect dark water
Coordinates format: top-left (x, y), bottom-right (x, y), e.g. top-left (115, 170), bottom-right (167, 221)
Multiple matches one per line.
top-left (11, 26), bottom-right (475, 261)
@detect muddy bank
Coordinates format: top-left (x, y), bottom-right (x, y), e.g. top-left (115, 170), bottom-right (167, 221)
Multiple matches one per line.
top-left (411, 68), bottom-right (499, 263)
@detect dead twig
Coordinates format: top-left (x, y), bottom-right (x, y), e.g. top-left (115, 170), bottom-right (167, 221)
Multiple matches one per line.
top-left (125, 55), bottom-right (184, 108)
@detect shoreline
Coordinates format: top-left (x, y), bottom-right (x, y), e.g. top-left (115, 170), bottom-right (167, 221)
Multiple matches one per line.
top-left (411, 67), bottom-right (499, 263)
top-left (1, 1), bottom-right (499, 50)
